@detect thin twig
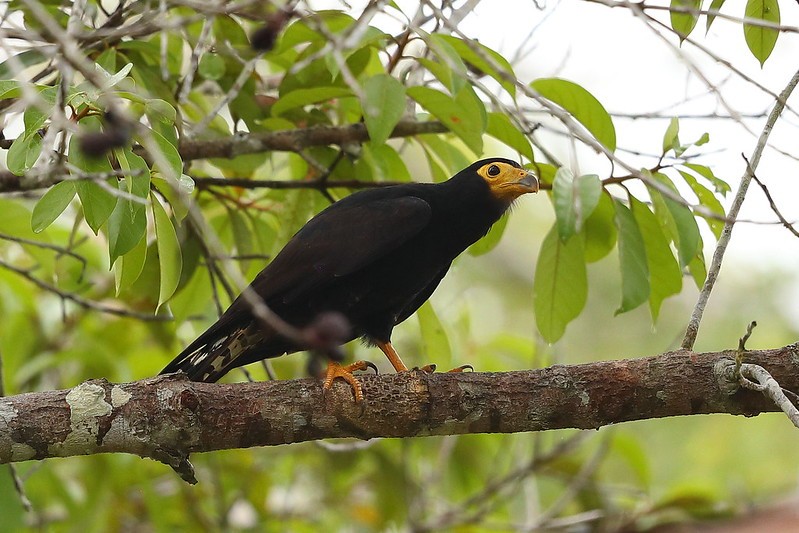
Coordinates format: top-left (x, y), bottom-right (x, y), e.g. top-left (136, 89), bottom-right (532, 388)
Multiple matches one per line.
top-left (0, 259), bottom-right (170, 322)
top-left (747, 161), bottom-right (799, 239)
top-left (421, 432), bottom-right (590, 531)
top-left (0, 232), bottom-right (88, 271)
top-left (681, 68), bottom-right (799, 350)
top-left (177, 16), bottom-right (215, 104)
top-left (529, 436), bottom-right (610, 529)
top-left (193, 55), bottom-right (260, 134)
top-left (739, 364), bottom-right (799, 429)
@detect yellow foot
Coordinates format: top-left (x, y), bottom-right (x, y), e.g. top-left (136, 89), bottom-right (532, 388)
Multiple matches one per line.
top-left (322, 360), bottom-right (378, 403)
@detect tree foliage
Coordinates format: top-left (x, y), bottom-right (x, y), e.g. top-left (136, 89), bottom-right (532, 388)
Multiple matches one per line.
top-left (1, 0), bottom-right (799, 530)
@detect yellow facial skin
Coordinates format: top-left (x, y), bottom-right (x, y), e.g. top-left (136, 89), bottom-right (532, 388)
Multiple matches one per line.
top-left (476, 161), bottom-right (540, 202)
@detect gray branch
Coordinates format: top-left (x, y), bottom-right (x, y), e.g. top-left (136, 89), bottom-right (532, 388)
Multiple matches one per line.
top-left (681, 67), bottom-right (799, 349)
top-left (2, 345), bottom-right (799, 484)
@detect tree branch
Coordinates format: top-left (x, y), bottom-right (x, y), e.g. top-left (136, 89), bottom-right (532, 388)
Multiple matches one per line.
top-left (192, 177), bottom-right (408, 191)
top-left (681, 67), bottom-right (799, 350)
top-left (175, 120), bottom-right (447, 161)
top-left (0, 120), bottom-right (448, 193)
top-left (2, 345), bottom-right (798, 483)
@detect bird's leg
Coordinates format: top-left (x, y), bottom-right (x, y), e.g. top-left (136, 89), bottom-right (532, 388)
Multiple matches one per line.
top-left (376, 341), bottom-right (409, 372)
top-left (376, 341), bottom-right (472, 373)
top-left (322, 360), bottom-right (377, 403)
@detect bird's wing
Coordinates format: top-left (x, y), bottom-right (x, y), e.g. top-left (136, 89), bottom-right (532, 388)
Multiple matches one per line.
top-left (255, 195), bottom-right (433, 302)
top-left (163, 195), bottom-right (432, 378)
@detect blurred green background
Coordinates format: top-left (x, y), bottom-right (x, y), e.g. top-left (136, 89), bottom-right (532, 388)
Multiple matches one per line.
top-left (3, 0), bottom-right (799, 530)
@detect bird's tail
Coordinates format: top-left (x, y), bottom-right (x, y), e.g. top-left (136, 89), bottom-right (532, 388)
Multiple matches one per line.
top-left (161, 326), bottom-right (256, 382)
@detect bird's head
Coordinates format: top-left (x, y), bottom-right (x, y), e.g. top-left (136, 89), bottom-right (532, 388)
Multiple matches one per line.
top-left (473, 158), bottom-right (539, 203)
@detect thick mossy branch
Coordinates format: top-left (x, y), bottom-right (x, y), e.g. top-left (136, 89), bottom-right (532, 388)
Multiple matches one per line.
top-left (1, 345), bottom-right (798, 473)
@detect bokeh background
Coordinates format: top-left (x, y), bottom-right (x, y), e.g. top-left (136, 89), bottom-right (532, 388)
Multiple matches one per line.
top-left (2, 0), bottom-right (799, 530)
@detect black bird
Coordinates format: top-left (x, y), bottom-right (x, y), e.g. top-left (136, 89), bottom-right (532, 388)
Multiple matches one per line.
top-left (161, 158), bottom-right (539, 400)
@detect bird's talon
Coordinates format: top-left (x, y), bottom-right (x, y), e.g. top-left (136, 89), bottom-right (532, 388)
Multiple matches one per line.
top-left (416, 364), bottom-right (437, 373)
top-left (364, 360), bottom-right (379, 374)
top-left (448, 364), bottom-right (473, 372)
top-left (322, 361), bottom-right (368, 403)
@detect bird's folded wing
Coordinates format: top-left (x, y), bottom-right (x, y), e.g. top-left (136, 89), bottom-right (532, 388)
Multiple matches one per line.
top-left (253, 195), bottom-right (432, 302)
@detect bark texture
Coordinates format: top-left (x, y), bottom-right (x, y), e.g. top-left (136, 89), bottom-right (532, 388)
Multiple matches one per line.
top-left (2, 345), bottom-right (798, 481)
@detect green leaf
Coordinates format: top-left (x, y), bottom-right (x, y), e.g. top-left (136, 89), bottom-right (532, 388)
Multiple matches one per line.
top-left (19, 86), bottom-right (55, 138)
top-left (0, 199), bottom-right (36, 238)
top-left (744, 0), bottom-right (780, 67)
top-left (0, 80), bottom-right (22, 99)
top-left (533, 227), bottom-right (587, 343)
top-left (436, 35), bottom-right (517, 97)
top-left (152, 174), bottom-right (194, 222)
top-left (707, 0), bottom-right (727, 32)
top-left (152, 193), bottom-right (183, 310)
top-left (145, 99), bottom-right (178, 125)
top-left (670, 0), bottom-right (701, 40)
top-left (418, 36), bottom-right (467, 95)
top-left (168, 266), bottom-right (213, 323)
top-left (614, 199), bottom-right (649, 315)
top-left (418, 133), bottom-right (472, 178)
top-left (68, 129), bottom-right (118, 234)
top-left (662, 117), bottom-right (680, 154)
top-left (107, 183), bottom-right (148, 265)
top-left (612, 432), bottom-right (652, 488)
top-left (486, 112), bottom-right (534, 161)
top-left (198, 53), bottom-right (226, 80)
top-left (7, 134), bottom-right (42, 175)
top-left (582, 192), bottom-right (617, 263)
top-left (229, 208), bottom-right (254, 263)
top-left (649, 186), bottom-right (701, 268)
top-left (107, 148), bottom-right (150, 264)
top-left (630, 196), bottom-right (682, 322)
top-left (688, 245), bottom-right (707, 288)
top-left (678, 170), bottom-right (725, 238)
top-left (278, 13), bottom-right (355, 52)
top-left (552, 168), bottom-right (602, 242)
top-left (140, 127), bottom-right (182, 180)
top-left (532, 163), bottom-right (558, 188)
top-left (469, 214), bottom-right (508, 256)
top-left (530, 78), bottom-right (616, 152)
top-left (75, 181), bottom-right (118, 235)
top-left (665, 199), bottom-right (700, 268)
top-left (114, 232), bottom-right (148, 294)
top-left (31, 181), bottom-right (76, 233)
top-left (362, 74), bottom-right (406, 147)
top-left (0, 49), bottom-right (46, 79)
top-left (354, 143), bottom-right (412, 183)
top-left (417, 301), bottom-right (452, 363)
top-left (97, 47), bottom-right (118, 72)
top-left (407, 86), bottom-right (484, 154)
top-left (271, 86), bottom-right (352, 116)
top-left (100, 62), bottom-right (133, 88)
top-left (683, 163), bottom-right (730, 196)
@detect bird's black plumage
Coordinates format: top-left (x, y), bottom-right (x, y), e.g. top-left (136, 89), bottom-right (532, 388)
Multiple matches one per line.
top-left (161, 158), bottom-right (538, 383)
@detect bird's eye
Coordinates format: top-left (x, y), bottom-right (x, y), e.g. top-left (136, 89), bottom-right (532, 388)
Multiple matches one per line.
top-left (487, 164), bottom-right (501, 177)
